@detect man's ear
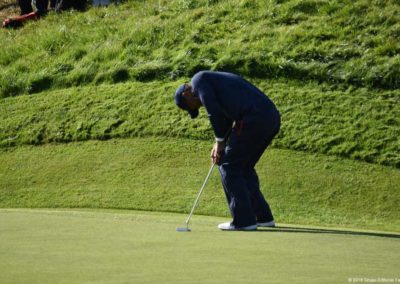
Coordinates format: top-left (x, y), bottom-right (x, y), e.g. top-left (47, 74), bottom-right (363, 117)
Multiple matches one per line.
top-left (182, 84), bottom-right (193, 96)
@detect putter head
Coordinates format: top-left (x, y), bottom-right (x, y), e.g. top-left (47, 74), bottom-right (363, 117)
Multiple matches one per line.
top-left (176, 227), bottom-right (191, 232)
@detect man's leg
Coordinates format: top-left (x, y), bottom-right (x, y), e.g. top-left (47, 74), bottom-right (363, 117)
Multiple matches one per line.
top-left (218, 119), bottom-right (272, 228)
top-left (18, 0), bottom-right (33, 15)
top-left (35, 0), bottom-right (49, 16)
top-left (219, 163), bottom-right (256, 228)
top-left (243, 113), bottom-right (280, 223)
top-left (244, 168), bottom-right (274, 223)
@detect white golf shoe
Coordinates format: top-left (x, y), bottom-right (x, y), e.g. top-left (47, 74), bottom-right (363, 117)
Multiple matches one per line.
top-left (257, 220), bottom-right (276, 228)
top-left (218, 222), bottom-right (257, 231)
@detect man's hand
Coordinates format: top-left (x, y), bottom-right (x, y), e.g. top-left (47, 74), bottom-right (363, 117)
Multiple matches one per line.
top-left (211, 141), bottom-right (225, 165)
top-left (2, 18), bottom-right (23, 28)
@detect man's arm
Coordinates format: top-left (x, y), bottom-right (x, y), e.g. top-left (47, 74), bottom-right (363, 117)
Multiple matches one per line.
top-left (192, 72), bottom-right (231, 142)
top-left (2, 11), bottom-right (38, 28)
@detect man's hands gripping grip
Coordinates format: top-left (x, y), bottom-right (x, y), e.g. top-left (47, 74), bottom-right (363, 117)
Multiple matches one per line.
top-left (211, 141), bottom-right (225, 165)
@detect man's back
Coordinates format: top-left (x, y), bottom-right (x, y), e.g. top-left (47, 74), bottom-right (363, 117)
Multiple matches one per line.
top-left (191, 71), bottom-right (278, 122)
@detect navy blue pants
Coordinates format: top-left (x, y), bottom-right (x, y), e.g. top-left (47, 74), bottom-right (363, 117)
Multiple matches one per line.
top-left (18, 0), bottom-right (49, 15)
top-left (219, 111), bottom-right (280, 228)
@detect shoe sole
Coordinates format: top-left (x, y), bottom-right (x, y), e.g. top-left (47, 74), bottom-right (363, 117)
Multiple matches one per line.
top-left (257, 221), bottom-right (275, 228)
top-left (218, 224), bottom-right (258, 231)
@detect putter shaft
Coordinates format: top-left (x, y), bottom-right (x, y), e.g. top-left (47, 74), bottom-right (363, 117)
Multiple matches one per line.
top-left (184, 163), bottom-right (216, 227)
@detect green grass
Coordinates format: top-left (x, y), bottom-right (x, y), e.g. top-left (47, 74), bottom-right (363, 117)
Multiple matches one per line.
top-left (1, 0), bottom-right (399, 95)
top-left (0, 0), bottom-right (399, 238)
top-left (1, 137), bottom-right (399, 232)
top-left (0, 0), bottom-right (399, 167)
top-left (0, 209), bottom-right (399, 284)
top-left (0, 79), bottom-right (399, 167)
top-left (1, 2), bottom-right (399, 281)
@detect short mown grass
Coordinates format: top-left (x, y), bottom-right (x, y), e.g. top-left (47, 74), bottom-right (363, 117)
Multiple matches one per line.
top-left (1, 138), bottom-right (399, 232)
top-left (1, 209), bottom-right (399, 284)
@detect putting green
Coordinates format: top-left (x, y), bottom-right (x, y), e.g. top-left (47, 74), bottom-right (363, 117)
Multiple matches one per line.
top-left (0, 209), bottom-right (399, 284)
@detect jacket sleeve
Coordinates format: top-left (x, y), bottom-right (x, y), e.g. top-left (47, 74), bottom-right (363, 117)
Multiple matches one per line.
top-left (192, 72), bottom-right (231, 141)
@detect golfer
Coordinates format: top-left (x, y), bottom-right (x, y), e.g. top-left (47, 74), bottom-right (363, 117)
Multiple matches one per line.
top-left (174, 71), bottom-right (280, 231)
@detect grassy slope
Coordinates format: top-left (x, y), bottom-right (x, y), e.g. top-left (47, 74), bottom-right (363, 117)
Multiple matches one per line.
top-left (0, 0), bottom-right (399, 167)
top-left (0, 0), bottom-right (399, 232)
top-left (1, 78), bottom-right (399, 167)
top-left (1, 209), bottom-right (399, 284)
top-left (1, 0), bottom-right (399, 92)
top-left (1, 138), bottom-right (399, 232)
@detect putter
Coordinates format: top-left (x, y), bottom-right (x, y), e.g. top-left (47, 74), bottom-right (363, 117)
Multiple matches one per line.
top-left (176, 163), bottom-right (216, 232)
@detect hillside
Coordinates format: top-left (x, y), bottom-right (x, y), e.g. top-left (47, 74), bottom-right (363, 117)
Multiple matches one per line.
top-left (1, 0), bottom-right (399, 168)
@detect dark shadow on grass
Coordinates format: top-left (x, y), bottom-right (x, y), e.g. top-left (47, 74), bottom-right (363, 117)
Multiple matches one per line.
top-left (256, 226), bottom-right (400, 239)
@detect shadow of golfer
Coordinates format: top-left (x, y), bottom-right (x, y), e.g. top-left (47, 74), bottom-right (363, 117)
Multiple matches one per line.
top-left (257, 226), bottom-right (400, 239)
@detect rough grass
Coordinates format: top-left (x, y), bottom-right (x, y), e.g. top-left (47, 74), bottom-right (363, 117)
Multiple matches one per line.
top-left (0, 0), bottom-right (399, 168)
top-left (1, 79), bottom-right (399, 167)
top-left (0, 0), bottom-right (18, 21)
top-left (0, 0), bottom-right (399, 97)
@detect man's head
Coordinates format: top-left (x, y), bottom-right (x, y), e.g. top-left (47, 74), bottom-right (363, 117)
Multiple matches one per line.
top-left (174, 83), bottom-right (201, 119)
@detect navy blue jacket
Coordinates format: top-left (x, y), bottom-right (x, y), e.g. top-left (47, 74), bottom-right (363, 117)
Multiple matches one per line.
top-left (191, 71), bottom-right (279, 140)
